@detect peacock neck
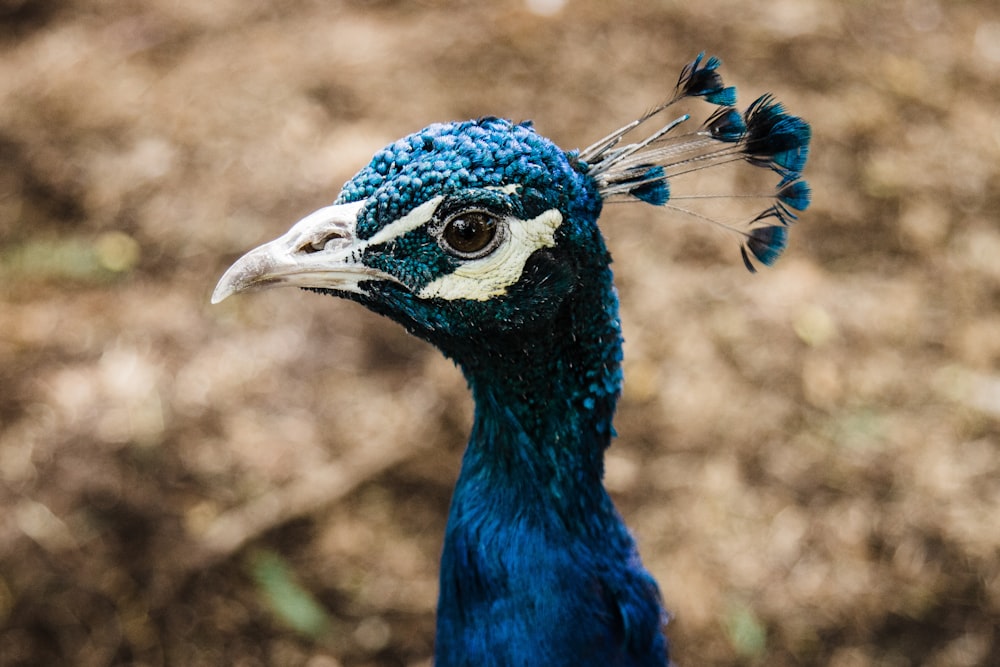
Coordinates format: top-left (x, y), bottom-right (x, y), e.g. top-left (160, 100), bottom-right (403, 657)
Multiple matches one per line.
top-left (433, 262), bottom-right (668, 666)
top-left (455, 260), bottom-right (623, 517)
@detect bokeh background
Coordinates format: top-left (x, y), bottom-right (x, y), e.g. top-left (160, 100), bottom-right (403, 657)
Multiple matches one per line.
top-left (2, 0), bottom-right (999, 665)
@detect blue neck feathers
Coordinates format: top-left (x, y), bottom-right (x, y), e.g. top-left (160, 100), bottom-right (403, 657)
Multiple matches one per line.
top-left (432, 250), bottom-right (668, 666)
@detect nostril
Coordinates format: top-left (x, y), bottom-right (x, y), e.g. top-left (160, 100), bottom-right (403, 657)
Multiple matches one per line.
top-left (302, 232), bottom-right (348, 254)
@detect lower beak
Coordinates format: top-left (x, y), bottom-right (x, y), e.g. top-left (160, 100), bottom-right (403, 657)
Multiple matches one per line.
top-left (211, 200), bottom-right (395, 304)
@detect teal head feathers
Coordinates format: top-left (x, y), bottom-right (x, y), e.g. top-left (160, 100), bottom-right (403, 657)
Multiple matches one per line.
top-left (212, 53), bottom-right (811, 320)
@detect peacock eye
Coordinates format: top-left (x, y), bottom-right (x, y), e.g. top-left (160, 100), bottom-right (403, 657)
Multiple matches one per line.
top-left (440, 210), bottom-right (501, 257)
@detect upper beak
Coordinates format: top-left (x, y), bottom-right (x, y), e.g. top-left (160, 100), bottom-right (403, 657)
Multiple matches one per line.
top-left (211, 201), bottom-right (396, 304)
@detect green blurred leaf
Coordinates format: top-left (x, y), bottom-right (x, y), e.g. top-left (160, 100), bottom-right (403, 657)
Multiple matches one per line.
top-left (725, 601), bottom-right (767, 659)
top-left (247, 549), bottom-right (331, 639)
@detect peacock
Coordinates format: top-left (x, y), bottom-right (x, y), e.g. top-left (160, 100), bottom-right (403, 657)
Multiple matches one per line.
top-left (212, 54), bottom-right (811, 666)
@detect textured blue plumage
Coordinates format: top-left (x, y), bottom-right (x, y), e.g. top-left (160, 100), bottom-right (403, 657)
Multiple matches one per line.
top-left (213, 54), bottom-right (812, 666)
top-left (340, 118), bottom-right (593, 234)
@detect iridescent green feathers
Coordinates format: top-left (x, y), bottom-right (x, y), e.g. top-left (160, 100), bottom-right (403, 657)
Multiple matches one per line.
top-left (580, 53), bottom-right (812, 271)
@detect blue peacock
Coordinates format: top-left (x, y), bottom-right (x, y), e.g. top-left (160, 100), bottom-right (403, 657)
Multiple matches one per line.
top-left (213, 54), bottom-right (811, 666)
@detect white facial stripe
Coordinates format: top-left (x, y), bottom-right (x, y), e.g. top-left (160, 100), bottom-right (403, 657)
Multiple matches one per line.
top-left (362, 196), bottom-right (444, 249)
top-left (418, 208), bottom-right (563, 301)
top-left (487, 184), bottom-right (520, 195)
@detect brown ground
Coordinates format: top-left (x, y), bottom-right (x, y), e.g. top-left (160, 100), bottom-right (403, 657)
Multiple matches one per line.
top-left (2, 1), bottom-right (999, 665)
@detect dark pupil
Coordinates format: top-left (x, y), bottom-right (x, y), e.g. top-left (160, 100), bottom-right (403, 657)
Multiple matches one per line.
top-left (443, 212), bottom-right (496, 254)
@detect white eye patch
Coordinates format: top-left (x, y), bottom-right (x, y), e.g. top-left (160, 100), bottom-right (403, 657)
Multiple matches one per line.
top-left (358, 195), bottom-right (563, 302)
top-left (418, 208), bottom-right (563, 301)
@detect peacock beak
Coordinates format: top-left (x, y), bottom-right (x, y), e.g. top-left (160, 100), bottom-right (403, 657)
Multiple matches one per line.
top-left (211, 200), bottom-right (397, 304)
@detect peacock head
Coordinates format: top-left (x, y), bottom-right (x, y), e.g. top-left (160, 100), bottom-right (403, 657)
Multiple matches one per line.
top-left (213, 54), bottom-right (811, 354)
top-left (213, 117), bottom-right (606, 348)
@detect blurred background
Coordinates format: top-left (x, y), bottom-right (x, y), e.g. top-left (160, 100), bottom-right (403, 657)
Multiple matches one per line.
top-left (1, 0), bottom-right (999, 665)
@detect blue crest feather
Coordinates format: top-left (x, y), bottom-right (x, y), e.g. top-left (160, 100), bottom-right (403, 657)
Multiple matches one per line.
top-left (704, 106), bottom-right (746, 143)
top-left (577, 54), bottom-right (811, 271)
top-left (777, 180), bottom-right (811, 212)
top-left (627, 165), bottom-right (670, 205)
top-left (742, 94), bottom-right (812, 177)
top-left (741, 225), bottom-right (789, 272)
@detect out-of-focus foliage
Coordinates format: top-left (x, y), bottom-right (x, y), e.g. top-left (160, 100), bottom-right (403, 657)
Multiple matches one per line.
top-left (248, 549), bottom-right (331, 639)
